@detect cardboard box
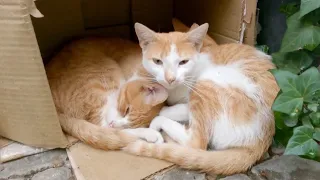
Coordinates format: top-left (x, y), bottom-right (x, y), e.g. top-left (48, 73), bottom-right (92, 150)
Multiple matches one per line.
top-left (0, 0), bottom-right (257, 179)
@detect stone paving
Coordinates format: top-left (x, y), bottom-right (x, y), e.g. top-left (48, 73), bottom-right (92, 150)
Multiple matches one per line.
top-left (1, 149), bottom-right (320, 180)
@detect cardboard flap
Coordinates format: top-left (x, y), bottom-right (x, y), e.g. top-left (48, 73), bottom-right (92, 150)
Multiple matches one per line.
top-left (67, 142), bottom-right (173, 180)
top-left (174, 0), bottom-right (256, 45)
top-left (0, 0), bottom-right (68, 148)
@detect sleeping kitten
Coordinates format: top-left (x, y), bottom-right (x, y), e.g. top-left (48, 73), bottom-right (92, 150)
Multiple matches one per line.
top-left (46, 37), bottom-right (166, 151)
top-left (124, 23), bottom-right (279, 175)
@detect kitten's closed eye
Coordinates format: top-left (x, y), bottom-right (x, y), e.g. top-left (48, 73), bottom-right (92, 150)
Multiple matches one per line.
top-left (124, 106), bottom-right (130, 116)
top-left (152, 58), bottom-right (163, 65)
top-left (179, 60), bottom-right (189, 65)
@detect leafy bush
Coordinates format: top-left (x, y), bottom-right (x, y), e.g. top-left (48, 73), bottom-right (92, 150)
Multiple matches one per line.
top-left (270, 0), bottom-right (320, 161)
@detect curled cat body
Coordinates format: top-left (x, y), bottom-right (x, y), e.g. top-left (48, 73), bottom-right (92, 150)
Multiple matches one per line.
top-left (46, 37), bottom-right (167, 150)
top-left (124, 23), bottom-right (280, 175)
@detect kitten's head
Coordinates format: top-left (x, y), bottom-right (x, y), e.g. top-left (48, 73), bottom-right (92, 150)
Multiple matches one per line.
top-left (135, 23), bottom-right (209, 89)
top-left (107, 80), bottom-right (168, 128)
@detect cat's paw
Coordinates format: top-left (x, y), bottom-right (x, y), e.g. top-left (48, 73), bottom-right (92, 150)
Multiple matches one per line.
top-left (142, 129), bottom-right (164, 144)
top-left (159, 106), bottom-right (169, 116)
top-left (149, 116), bottom-right (165, 131)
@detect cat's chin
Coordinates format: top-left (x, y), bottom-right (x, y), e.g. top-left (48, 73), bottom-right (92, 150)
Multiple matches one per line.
top-left (161, 83), bottom-right (179, 90)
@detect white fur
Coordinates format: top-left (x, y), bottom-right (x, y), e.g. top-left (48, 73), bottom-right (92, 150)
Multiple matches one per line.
top-left (150, 116), bottom-right (189, 145)
top-left (160, 103), bottom-right (189, 122)
top-left (142, 44), bottom-right (197, 90)
top-left (211, 113), bottom-right (261, 150)
top-left (166, 85), bottom-right (189, 105)
top-left (198, 61), bottom-right (260, 103)
top-left (100, 90), bottom-right (129, 128)
top-left (123, 128), bottom-right (164, 144)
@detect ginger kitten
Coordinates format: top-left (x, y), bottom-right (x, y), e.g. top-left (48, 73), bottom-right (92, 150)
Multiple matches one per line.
top-left (124, 23), bottom-right (279, 175)
top-left (46, 37), bottom-right (166, 150)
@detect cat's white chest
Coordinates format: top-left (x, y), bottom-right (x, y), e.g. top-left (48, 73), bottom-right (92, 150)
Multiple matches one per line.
top-left (167, 85), bottom-right (189, 105)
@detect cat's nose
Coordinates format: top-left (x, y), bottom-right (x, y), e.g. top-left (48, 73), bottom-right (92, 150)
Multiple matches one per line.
top-left (108, 121), bottom-right (114, 128)
top-left (167, 77), bottom-right (176, 84)
top-left (165, 71), bottom-right (176, 84)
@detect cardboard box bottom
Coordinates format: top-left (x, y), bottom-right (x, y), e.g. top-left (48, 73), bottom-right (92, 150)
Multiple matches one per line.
top-left (67, 142), bottom-right (173, 180)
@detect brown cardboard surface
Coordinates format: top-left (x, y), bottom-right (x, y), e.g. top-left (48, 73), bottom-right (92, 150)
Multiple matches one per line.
top-left (0, 0), bottom-right (68, 148)
top-left (68, 142), bottom-right (173, 180)
top-left (0, 137), bottom-right (13, 149)
top-left (82, 0), bottom-right (130, 29)
top-left (132, 0), bottom-right (173, 33)
top-left (32, 0), bottom-right (84, 60)
top-left (243, 0), bottom-right (258, 45)
top-left (175, 0), bottom-right (245, 44)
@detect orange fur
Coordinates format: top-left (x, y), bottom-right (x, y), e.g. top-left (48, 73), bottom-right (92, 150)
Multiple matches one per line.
top-left (46, 37), bottom-right (165, 150)
top-left (124, 23), bottom-right (280, 175)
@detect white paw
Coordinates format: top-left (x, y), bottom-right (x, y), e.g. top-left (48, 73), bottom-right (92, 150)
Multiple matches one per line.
top-left (142, 129), bottom-right (164, 144)
top-left (149, 116), bottom-right (165, 131)
top-left (159, 106), bottom-right (169, 114)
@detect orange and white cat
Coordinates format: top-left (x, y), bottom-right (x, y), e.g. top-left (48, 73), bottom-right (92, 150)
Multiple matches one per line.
top-left (46, 38), bottom-right (166, 151)
top-left (124, 22), bottom-right (279, 175)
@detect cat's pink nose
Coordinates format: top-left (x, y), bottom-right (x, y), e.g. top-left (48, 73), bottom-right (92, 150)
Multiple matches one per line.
top-left (167, 77), bottom-right (176, 84)
top-left (108, 121), bottom-right (114, 128)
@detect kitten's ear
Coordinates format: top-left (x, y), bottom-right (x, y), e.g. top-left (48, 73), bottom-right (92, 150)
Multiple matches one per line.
top-left (186, 23), bottom-right (209, 51)
top-left (142, 84), bottom-right (168, 106)
top-left (188, 23), bottom-right (199, 32)
top-left (134, 23), bottom-right (156, 49)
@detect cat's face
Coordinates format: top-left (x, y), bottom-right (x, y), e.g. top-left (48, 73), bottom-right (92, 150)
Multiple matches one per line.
top-left (106, 80), bottom-right (168, 128)
top-left (135, 23), bottom-right (209, 89)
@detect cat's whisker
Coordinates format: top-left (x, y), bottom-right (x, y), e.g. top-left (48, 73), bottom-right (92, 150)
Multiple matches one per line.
top-left (183, 81), bottom-right (207, 100)
top-left (182, 82), bottom-right (205, 101)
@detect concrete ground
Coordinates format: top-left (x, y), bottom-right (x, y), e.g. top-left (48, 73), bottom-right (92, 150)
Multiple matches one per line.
top-left (1, 149), bottom-right (320, 180)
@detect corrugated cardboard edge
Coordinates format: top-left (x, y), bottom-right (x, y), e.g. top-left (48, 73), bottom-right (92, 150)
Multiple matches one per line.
top-left (243, 0), bottom-right (258, 45)
top-left (143, 165), bottom-right (176, 180)
top-left (0, 0), bottom-right (68, 148)
top-left (66, 149), bottom-right (86, 180)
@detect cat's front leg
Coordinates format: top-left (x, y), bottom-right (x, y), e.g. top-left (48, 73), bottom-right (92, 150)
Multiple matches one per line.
top-left (150, 116), bottom-right (189, 145)
top-left (159, 103), bottom-right (189, 122)
top-left (122, 128), bottom-right (164, 144)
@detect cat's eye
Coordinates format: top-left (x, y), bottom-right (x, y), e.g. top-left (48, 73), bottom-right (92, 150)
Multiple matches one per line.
top-left (179, 60), bottom-right (189, 65)
top-left (152, 58), bottom-right (163, 65)
top-left (124, 106), bottom-right (130, 116)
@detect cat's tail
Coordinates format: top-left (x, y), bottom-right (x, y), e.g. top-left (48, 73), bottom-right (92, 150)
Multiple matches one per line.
top-left (124, 141), bottom-right (266, 175)
top-left (59, 113), bottom-right (137, 150)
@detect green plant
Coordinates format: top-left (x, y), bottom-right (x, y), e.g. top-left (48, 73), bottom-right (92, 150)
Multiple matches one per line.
top-left (270, 0), bottom-right (320, 161)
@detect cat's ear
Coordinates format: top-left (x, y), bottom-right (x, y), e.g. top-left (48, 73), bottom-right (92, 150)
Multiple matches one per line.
top-left (135, 23), bottom-right (156, 49)
top-left (142, 83), bottom-right (168, 106)
top-left (186, 23), bottom-right (209, 51)
top-left (188, 23), bottom-right (199, 32)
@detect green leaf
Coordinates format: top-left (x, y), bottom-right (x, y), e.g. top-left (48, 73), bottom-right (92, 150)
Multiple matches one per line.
top-left (302, 115), bottom-right (314, 128)
top-left (274, 111), bottom-right (285, 129)
top-left (312, 45), bottom-right (320, 57)
top-left (280, 12), bottom-right (320, 52)
top-left (272, 51), bottom-right (313, 74)
top-left (256, 45), bottom-right (269, 54)
top-left (310, 112), bottom-right (320, 127)
top-left (284, 116), bottom-right (299, 127)
top-left (274, 126), bottom-right (294, 146)
top-left (295, 67), bottom-right (320, 102)
top-left (308, 103), bottom-right (319, 112)
top-left (270, 69), bottom-right (298, 92)
top-left (280, 2), bottom-right (300, 18)
top-left (285, 126), bottom-right (319, 158)
top-left (313, 131), bottom-right (320, 141)
top-left (300, 0), bottom-right (320, 18)
top-left (272, 90), bottom-right (303, 114)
